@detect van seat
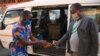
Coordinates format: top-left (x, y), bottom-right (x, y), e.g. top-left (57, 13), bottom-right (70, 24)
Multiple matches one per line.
top-left (48, 23), bottom-right (60, 40)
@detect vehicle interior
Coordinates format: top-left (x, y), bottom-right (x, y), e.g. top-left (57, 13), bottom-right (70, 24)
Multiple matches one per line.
top-left (30, 6), bottom-right (68, 56)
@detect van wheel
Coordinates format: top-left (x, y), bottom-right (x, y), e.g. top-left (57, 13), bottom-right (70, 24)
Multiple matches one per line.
top-left (0, 40), bottom-right (4, 48)
top-left (9, 42), bottom-right (13, 49)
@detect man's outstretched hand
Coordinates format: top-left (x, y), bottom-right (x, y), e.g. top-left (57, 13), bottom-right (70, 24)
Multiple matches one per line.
top-left (39, 40), bottom-right (53, 48)
top-left (38, 40), bottom-right (60, 48)
top-left (52, 40), bottom-right (60, 46)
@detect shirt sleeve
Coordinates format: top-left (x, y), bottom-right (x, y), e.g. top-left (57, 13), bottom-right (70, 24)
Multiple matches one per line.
top-left (27, 25), bottom-right (32, 36)
top-left (12, 24), bottom-right (20, 41)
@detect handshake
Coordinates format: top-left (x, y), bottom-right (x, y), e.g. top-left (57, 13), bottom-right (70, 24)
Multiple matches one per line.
top-left (39, 40), bottom-right (60, 48)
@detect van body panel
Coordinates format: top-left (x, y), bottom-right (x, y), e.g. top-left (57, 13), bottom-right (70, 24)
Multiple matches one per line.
top-left (7, 0), bottom-right (100, 10)
top-left (0, 0), bottom-right (99, 55)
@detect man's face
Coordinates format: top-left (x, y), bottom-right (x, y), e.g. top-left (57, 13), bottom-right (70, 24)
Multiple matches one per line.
top-left (70, 6), bottom-right (80, 21)
top-left (28, 13), bottom-right (33, 20)
top-left (70, 6), bottom-right (78, 14)
top-left (21, 12), bottom-right (32, 25)
top-left (22, 12), bottom-right (32, 21)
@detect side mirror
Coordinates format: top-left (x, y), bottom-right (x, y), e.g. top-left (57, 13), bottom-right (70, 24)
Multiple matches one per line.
top-left (0, 22), bottom-right (6, 30)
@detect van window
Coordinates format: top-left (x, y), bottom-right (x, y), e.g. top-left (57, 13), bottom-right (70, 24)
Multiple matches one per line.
top-left (49, 9), bottom-right (67, 23)
top-left (4, 10), bottom-right (22, 25)
top-left (49, 10), bottom-right (60, 21)
top-left (31, 8), bottom-right (68, 56)
top-left (82, 6), bottom-right (100, 31)
top-left (96, 7), bottom-right (100, 31)
top-left (32, 12), bottom-right (38, 18)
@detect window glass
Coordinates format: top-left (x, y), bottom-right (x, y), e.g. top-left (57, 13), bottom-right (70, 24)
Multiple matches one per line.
top-left (49, 9), bottom-right (67, 23)
top-left (49, 10), bottom-right (60, 21)
top-left (4, 10), bottom-right (22, 25)
top-left (96, 7), bottom-right (100, 31)
top-left (82, 6), bottom-right (100, 31)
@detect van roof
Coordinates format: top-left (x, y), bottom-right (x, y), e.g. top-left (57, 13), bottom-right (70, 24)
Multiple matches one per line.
top-left (7, 0), bottom-right (100, 10)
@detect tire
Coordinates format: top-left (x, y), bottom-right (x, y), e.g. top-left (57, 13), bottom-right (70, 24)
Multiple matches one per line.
top-left (0, 40), bottom-right (4, 48)
top-left (9, 42), bottom-right (13, 49)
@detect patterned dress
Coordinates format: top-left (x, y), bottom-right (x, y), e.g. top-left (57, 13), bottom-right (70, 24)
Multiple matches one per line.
top-left (10, 23), bottom-right (31, 56)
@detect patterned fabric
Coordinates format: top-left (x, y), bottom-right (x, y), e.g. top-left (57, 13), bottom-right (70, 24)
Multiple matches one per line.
top-left (10, 23), bottom-right (31, 56)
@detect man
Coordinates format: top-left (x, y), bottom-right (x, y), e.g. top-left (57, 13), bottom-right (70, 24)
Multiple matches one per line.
top-left (53, 3), bottom-right (98, 56)
top-left (10, 10), bottom-right (51, 56)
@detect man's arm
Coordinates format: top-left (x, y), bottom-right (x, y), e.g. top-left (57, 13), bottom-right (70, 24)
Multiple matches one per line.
top-left (58, 33), bottom-right (68, 44)
top-left (89, 18), bottom-right (99, 56)
top-left (30, 34), bottom-right (51, 47)
top-left (53, 31), bottom-right (69, 46)
top-left (30, 34), bottom-right (39, 41)
top-left (53, 22), bottom-right (73, 46)
top-left (14, 32), bottom-right (40, 45)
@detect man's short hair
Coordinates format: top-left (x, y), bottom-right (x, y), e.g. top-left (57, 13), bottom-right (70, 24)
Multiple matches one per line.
top-left (20, 10), bottom-right (31, 20)
top-left (21, 10), bottom-right (31, 16)
top-left (72, 3), bottom-right (82, 10)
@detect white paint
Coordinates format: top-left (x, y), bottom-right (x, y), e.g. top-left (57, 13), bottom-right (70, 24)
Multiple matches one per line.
top-left (7, 0), bottom-right (100, 10)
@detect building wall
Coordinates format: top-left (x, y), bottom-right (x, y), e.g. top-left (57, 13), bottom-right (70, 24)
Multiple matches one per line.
top-left (0, 0), bottom-right (31, 3)
top-left (0, 0), bottom-right (31, 14)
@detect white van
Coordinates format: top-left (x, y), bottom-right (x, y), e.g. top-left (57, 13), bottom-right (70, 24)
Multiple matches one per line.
top-left (0, 0), bottom-right (100, 56)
